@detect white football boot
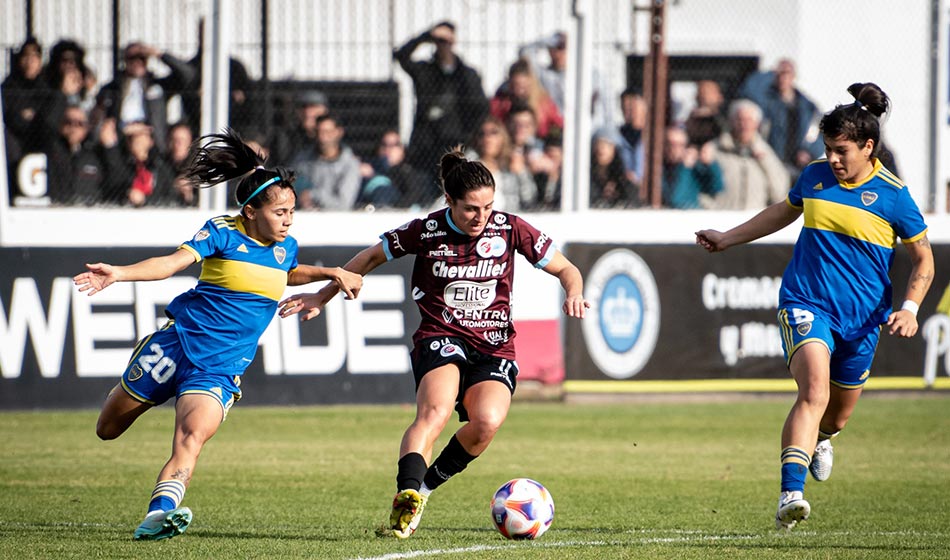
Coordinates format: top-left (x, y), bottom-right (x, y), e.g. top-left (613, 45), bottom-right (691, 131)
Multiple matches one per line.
top-left (810, 439), bottom-right (834, 482)
top-left (775, 491), bottom-right (810, 530)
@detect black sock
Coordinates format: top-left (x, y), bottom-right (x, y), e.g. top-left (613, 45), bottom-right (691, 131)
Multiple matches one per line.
top-left (423, 435), bottom-right (478, 491)
top-left (396, 452), bottom-right (427, 492)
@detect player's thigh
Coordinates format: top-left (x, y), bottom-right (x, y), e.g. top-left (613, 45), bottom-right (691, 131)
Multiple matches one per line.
top-left (96, 384), bottom-right (152, 439)
top-left (789, 342), bottom-right (832, 401)
top-left (416, 363), bottom-right (463, 417)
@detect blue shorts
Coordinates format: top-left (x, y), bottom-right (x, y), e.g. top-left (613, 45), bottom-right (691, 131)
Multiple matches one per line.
top-left (411, 336), bottom-right (519, 422)
top-left (777, 306), bottom-right (880, 388)
top-left (120, 321), bottom-right (242, 418)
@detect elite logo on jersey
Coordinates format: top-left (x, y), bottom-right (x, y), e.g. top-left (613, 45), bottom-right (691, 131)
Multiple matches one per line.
top-left (273, 246), bottom-right (286, 264)
top-left (426, 219), bottom-right (438, 231)
top-left (493, 214), bottom-right (507, 224)
top-left (813, 182), bottom-right (823, 191)
top-left (237, 243), bottom-right (249, 253)
top-left (476, 236), bottom-right (507, 258)
top-left (193, 229), bottom-right (210, 242)
top-left (861, 192), bottom-right (878, 206)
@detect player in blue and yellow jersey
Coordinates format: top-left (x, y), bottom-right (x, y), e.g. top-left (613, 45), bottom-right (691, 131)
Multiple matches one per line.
top-left (73, 129), bottom-right (363, 541)
top-left (279, 148), bottom-right (590, 538)
top-left (696, 83), bottom-right (934, 530)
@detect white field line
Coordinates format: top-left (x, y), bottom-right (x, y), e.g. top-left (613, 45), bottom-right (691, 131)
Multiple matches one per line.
top-left (346, 529), bottom-right (950, 560)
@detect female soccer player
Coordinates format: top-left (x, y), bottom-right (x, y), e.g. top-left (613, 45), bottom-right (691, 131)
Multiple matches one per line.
top-left (73, 129), bottom-right (363, 541)
top-left (695, 83), bottom-right (934, 530)
top-left (279, 148), bottom-right (589, 538)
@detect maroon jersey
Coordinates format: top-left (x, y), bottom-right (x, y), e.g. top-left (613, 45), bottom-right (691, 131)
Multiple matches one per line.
top-left (380, 208), bottom-right (556, 358)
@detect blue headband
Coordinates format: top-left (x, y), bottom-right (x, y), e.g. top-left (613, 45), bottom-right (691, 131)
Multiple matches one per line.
top-left (239, 175), bottom-right (281, 207)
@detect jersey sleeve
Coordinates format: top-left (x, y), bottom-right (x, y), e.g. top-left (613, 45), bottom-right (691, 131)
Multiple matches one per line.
top-left (893, 187), bottom-right (928, 243)
top-left (511, 215), bottom-right (556, 268)
top-left (786, 169), bottom-right (806, 208)
top-left (380, 219), bottom-right (423, 261)
top-left (179, 218), bottom-right (227, 261)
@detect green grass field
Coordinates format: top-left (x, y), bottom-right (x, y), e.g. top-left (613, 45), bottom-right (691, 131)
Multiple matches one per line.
top-left (2, 395), bottom-right (949, 559)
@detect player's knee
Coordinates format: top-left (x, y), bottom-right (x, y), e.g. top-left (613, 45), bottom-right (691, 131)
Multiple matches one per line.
top-left (467, 413), bottom-right (504, 444)
top-left (96, 420), bottom-right (121, 440)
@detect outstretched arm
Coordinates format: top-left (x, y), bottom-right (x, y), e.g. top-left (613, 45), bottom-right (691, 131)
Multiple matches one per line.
top-left (542, 250), bottom-right (590, 318)
top-left (287, 265), bottom-right (363, 299)
top-left (73, 248), bottom-right (197, 296)
top-left (887, 235), bottom-right (935, 337)
top-left (696, 200), bottom-right (801, 252)
top-left (279, 243), bottom-right (388, 321)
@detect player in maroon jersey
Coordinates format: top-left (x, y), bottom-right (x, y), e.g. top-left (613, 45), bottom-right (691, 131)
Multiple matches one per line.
top-left (279, 148), bottom-right (589, 538)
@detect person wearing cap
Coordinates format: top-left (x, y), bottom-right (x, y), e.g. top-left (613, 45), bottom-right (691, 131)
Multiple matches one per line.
top-left (590, 125), bottom-right (637, 208)
top-left (394, 20), bottom-right (489, 201)
top-left (269, 89), bottom-right (330, 166)
top-left (519, 30), bottom-right (613, 128)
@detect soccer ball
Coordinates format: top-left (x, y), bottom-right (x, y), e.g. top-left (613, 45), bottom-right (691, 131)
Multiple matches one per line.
top-left (490, 478), bottom-right (555, 540)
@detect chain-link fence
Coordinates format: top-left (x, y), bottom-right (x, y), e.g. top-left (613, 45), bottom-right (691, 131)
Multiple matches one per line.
top-left (0, 0), bottom-right (941, 212)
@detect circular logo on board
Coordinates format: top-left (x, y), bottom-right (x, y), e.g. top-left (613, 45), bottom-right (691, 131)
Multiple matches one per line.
top-left (581, 249), bottom-right (660, 379)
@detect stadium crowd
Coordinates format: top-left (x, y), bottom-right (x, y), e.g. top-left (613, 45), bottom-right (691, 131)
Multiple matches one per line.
top-left (3, 24), bottom-right (897, 211)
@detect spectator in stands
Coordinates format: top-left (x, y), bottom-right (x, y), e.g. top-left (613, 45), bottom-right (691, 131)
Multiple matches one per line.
top-left (394, 21), bottom-right (489, 198)
top-left (99, 119), bottom-right (175, 207)
top-left (165, 122), bottom-right (197, 206)
top-left (707, 99), bottom-right (789, 210)
top-left (684, 79), bottom-right (727, 147)
top-left (270, 89), bottom-right (329, 167)
top-left (590, 125), bottom-right (637, 209)
top-left (179, 21), bottom-right (255, 133)
top-left (43, 104), bottom-right (105, 205)
top-left (467, 116), bottom-right (535, 212)
top-left (519, 30), bottom-right (612, 128)
top-left (738, 58), bottom-right (823, 182)
top-left (617, 88), bottom-right (647, 186)
top-left (291, 113), bottom-right (361, 210)
top-left (491, 59), bottom-right (562, 139)
top-left (506, 103), bottom-right (551, 177)
top-left (358, 129), bottom-right (424, 209)
top-left (3, 37), bottom-right (58, 186)
top-left (532, 131), bottom-right (564, 211)
top-left (93, 42), bottom-right (195, 153)
top-left (44, 39), bottom-right (97, 114)
top-left (661, 126), bottom-right (723, 209)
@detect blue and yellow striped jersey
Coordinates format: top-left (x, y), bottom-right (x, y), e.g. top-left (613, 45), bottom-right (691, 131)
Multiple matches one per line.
top-left (780, 158), bottom-right (928, 340)
top-left (167, 215), bottom-right (299, 373)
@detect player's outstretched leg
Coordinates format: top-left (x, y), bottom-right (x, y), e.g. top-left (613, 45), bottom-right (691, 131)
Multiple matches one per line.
top-left (775, 491), bottom-right (810, 530)
top-left (809, 439), bottom-right (834, 482)
top-left (133, 507), bottom-right (193, 541)
top-left (389, 489), bottom-right (426, 539)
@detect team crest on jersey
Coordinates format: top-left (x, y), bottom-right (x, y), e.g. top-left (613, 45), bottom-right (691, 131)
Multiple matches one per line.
top-left (493, 213), bottom-right (507, 224)
top-left (796, 322), bottom-right (812, 336)
top-left (273, 246), bottom-right (286, 264)
top-left (476, 236), bottom-right (507, 258)
top-left (193, 229), bottom-right (210, 242)
top-left (813, 182), bottom-right (823, 191)
top-left (861, 192), bottom-right (878, 206)
top-left (426, 219), bottom-right (438, 231)
top-left (128, 364), bottom-right (144, 382)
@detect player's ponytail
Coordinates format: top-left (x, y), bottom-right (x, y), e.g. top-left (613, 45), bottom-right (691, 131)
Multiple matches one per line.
top-left (438, 145), bottom-right (495, 201)
top-left (185, 128), bottom-right (295, 212)
top-left (819, 82), bottom-right (890, 158)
